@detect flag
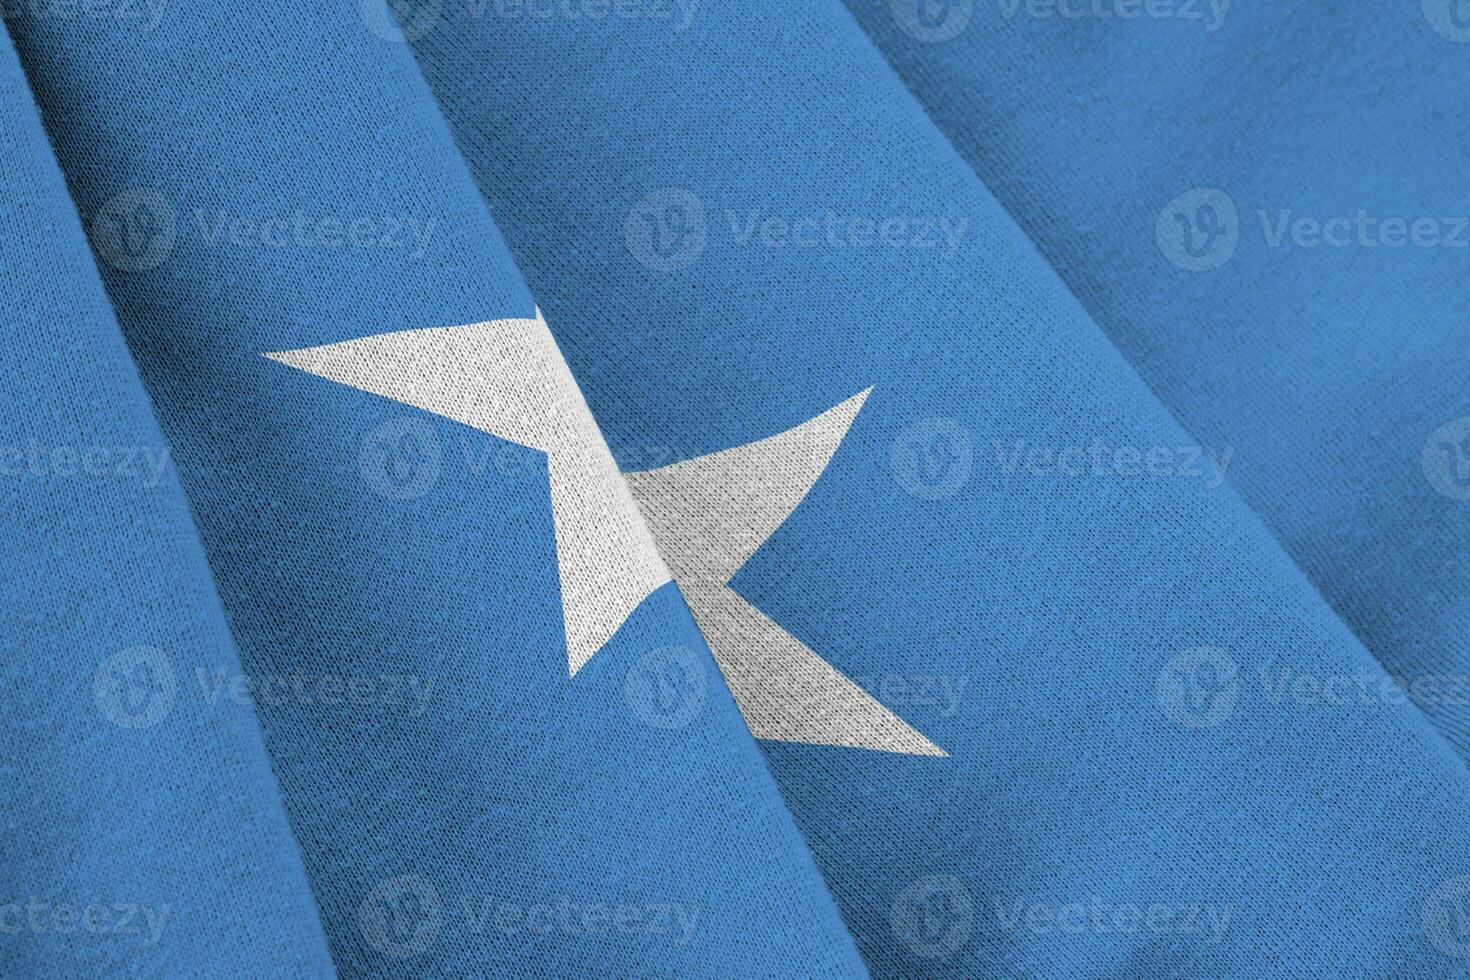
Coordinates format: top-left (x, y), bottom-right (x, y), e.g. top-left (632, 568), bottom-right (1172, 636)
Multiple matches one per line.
top-left (0, 32), bottom-right (331, 977)
top-left (3, 5), bottom-right (861, 977)
top-left (4, 0), bottom-right (1470, 977)
top-left (842, 0), bottom-right (1470, 756)
top-left (403, 2), bottom-right (1470, 975)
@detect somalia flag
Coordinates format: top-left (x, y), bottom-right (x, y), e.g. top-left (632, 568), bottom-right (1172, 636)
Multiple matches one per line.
top-left (4, 0), bottom-right (1470, 977)
top-left (1, 6), bottom-right (858, 977)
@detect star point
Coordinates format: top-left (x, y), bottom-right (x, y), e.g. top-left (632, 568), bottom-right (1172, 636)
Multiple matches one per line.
top-left (626, 387), bottom-right (946, 758)
top-left (264, 310), bottom-right (670, 676)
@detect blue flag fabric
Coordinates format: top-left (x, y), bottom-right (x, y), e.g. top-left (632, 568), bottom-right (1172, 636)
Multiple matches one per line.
top-left (4, 1), bottom-right (1470, 977)
top-left (0, 26), bottom-right (333, 978)
top-left (402, 3), bottom-right (1470, 976)
top-left (3, 4), bottom-right (863, 977)
top-left (841, 0), bottom-right (1470, 761)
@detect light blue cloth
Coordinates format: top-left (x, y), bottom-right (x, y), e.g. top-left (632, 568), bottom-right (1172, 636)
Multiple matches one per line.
top-left (3, 4), bottom-right (862, 976)
top-left (0, 24), bottom-right (332, 977)
top-left (406, 3), bottom-right (1470, 975)
top-left (5, 1), bottom-right (1470, 976)
top-left (843, 0), bottom-right (1470, 760)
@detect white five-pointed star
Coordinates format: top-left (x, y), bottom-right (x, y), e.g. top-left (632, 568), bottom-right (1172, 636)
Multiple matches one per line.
top-left (265, 310), bottom-right (669, 676)
top-left (626, 390), bottom-right (945, 757)
top-left (265, 312), bottom-right (944, 756)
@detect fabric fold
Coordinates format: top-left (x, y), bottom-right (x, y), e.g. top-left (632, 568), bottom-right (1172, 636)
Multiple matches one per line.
top-left (0, 22), bottom-right (334, 978)
top-left (842, 0), bottom-right (1470, 761)
top-left (403, 4), bottom-right (1470, 975)
top-left (4, 3), bottom-right (867, 976)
